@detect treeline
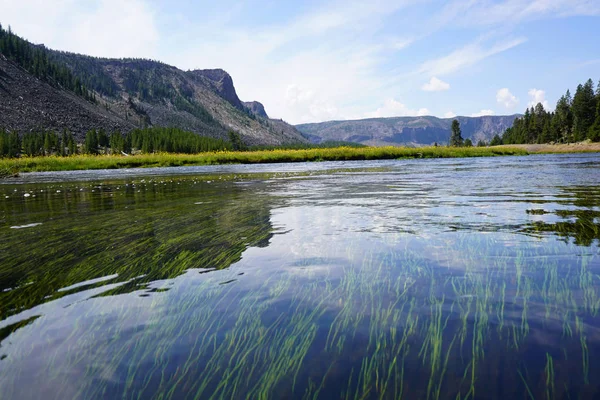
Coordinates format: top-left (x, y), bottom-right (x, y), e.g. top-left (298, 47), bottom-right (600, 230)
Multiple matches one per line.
top-left (0, 127), bottom-right (233, 158)
top-left (0, 130), bottom-right (21, 157)
top-left (0, 24), bottom-right (96, 102)
top-left (502, 78), bottom-right (600, 144)
top-left (127, 127), bottom-right (231, 154)
top-left (2, 129), bottom-right (81, 157)
top-left (82, 127), bottom-right (234, 155)
top-left (1, 126), bottom-right (378, 159)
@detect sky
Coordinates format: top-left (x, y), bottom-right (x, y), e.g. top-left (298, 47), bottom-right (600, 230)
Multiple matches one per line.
top-left (1, 0), bottom-right (599, 124)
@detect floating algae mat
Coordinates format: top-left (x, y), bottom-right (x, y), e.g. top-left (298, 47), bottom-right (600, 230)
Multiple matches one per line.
top-left (1, 154), bottom-right (600, 399)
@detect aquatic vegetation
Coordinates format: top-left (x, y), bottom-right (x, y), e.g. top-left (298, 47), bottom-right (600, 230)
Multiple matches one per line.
top-left (0, 156), bottom-right (599, 399)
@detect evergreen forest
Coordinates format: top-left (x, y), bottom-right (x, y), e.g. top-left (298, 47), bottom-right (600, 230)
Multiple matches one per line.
top-left (0, 127), bottom-right (233, 157)
top-left (502, 78), bottom-right (600, 144)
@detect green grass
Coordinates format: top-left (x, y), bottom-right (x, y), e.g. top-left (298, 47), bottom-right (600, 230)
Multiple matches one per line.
top-left (0, 146), bottom-right (529, 174)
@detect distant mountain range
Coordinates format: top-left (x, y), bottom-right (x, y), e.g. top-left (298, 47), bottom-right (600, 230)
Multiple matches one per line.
top-left (296, 115), bottom-right (521, 146)
top-left (0, 26), bottom-right (306, 146)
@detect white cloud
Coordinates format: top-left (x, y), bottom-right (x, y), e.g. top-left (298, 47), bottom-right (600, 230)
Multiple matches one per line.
top-left (290, 1), bottom-right (415, 37)
top-left (444, 111), bottom-right (457, 118)
top-left (422, 77), bottom-right (450, 92)
top-left (165, 1), bottom-right (418, 124)
top-left (462, 0), bottom-right (600, 26)
top-left (0, 0), bottom-right (159, 58)
top-left (284, 84), bottom-right (339, 122)
top-left (496, 88), bottom-right (519, 108)
top-left (364, 98), bottom-right (429, 118)
top-left (471, 109), bottom-right (495, 117)
top-left (577, 59), bottom-right (600, 68)
top-left (416, 37), bottom-right (526, 77)
top-left (527, 88), bottom-right (549, 109)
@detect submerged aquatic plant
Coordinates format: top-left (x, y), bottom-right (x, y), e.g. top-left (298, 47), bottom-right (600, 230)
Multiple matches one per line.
top-left (0, 159), bottom-right (599, 399)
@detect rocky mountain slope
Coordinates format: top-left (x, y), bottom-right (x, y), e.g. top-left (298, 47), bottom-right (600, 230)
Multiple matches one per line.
top-left (243, 101), bottom-right (268, 118)
top-left (0, 27), bottom-right (307, 146)
top-left (296, 115), bottom-right (520, 146)
top-left (0, 53), bottom-right (137, 136)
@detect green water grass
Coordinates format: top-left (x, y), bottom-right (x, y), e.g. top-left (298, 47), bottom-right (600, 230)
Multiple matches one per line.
top-left (1, 173), bottom-right (599, 399)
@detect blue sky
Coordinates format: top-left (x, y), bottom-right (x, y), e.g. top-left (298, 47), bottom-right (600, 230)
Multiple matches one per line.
top-left (1, 0), bottom-right (599, 124)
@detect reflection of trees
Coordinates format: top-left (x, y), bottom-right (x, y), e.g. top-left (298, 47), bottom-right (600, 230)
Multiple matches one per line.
top-left (0, 178), bottom-right (277, 319)
top-left (523, 186), bottom-right (600, 247)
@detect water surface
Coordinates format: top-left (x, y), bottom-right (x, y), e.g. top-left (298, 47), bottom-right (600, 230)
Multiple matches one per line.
top-left (1, 154), bottom-right (600, 399)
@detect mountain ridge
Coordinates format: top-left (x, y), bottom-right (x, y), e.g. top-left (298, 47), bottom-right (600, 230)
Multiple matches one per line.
top-left (0, 25), bottom-right (307, 146)
top-left (296, 114), bottom-right (521, 146)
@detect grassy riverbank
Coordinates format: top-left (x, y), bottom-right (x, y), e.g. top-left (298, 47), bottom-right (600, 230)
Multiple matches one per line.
top-left (0, 146), bottom-right (530, 176)
top-left (506, 142), bottom-right (600, 153)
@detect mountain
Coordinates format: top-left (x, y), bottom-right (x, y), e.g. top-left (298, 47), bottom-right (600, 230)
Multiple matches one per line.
top-left (296, 115), bottom-right (520, 146)
top-left (243, 101), bottom-right (268, 118)
top-left (0, 26), bottom-right (307, 146)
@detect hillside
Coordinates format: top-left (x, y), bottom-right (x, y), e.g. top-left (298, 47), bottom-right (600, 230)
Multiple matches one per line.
top-left (0, 26), bottom-right (307, 146)
top-left (296, 115), bottom-right (520, 146)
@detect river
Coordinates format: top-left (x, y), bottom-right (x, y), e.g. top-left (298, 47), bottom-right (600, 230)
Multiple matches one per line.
top-left (1, 154), bottom-right (599, 399)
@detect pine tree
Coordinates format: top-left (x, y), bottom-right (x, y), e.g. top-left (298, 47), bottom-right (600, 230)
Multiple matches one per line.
top-left (550, 113), bottom-right (561, 143)
top-left (109, 131), bottom-right (125, 154)
top-left (228, 131), bottom-right (246, 151)
top-left (123, 133), bottom-right (132, 154)
top-left (43, 132), bottom-right (52, 155)
top-left (67, 132), bottom-right (77, 155)
top-left (84, 130), bottom-right (99, 154)
top-left (540, 117), bottom-right (552, 143)
top-left (97, 129), bottom-right (109, 152)
top-left (8, 131), bottom-right (21, 157)
top-left (60, 130), bottom-right (68, 156)
top-left (490, 135), bottom-right (502, 146)
top-left (572, 79), bottom-right (596, 141)
top-left (449, 119), bottom-right (463, 147)
top-left (554, 93), bottom-right (573, 142)
top-left (533, 103), bottom-right (546, 139)
top-left (589, 99), bottom-right (600, 142)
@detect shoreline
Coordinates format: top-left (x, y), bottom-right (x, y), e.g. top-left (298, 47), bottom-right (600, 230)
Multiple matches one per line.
top-left (0, 144), bottom-right (598, 177)
top-left (506, 142), bottom-right (600, 153)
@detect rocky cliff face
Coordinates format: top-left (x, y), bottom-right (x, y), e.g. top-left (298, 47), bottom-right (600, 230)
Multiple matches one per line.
top-left (187, 69), bottom-right (245, 111)
top-left (0, 43), bottom-right (307, 146)
top-left (296, 115), bottom-right (520, 146)
top-left (243, 101), bottom-right (269, 118)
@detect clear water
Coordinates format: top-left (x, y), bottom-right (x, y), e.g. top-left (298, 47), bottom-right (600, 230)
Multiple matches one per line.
top-left (1, 154), bottom-right (599, 399)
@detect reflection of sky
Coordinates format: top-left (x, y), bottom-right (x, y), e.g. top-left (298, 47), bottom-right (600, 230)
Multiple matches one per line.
top-left (1, 154), bottom-right (600, 398)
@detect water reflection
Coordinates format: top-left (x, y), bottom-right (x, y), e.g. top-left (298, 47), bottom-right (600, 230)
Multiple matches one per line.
top-left (0, 177), bottom-right (277, 320)
top-left (0, 155), bottom-right (599, 399)
top-left (522, 186), bottom-right (600, 246)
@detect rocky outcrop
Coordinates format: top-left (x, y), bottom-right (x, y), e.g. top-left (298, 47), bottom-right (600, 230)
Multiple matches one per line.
top-left (243, 101), bottom-right (269, 118)
top-left (187, 69), bottom-right (245, 111)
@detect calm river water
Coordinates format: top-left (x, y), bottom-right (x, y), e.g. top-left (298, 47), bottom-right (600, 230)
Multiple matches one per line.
top-left (1, 154), bottom-right (599, 399)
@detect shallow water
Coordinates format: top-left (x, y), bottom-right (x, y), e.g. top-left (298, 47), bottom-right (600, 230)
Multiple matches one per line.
top-left (1, 154), bottom-right (599, 399)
